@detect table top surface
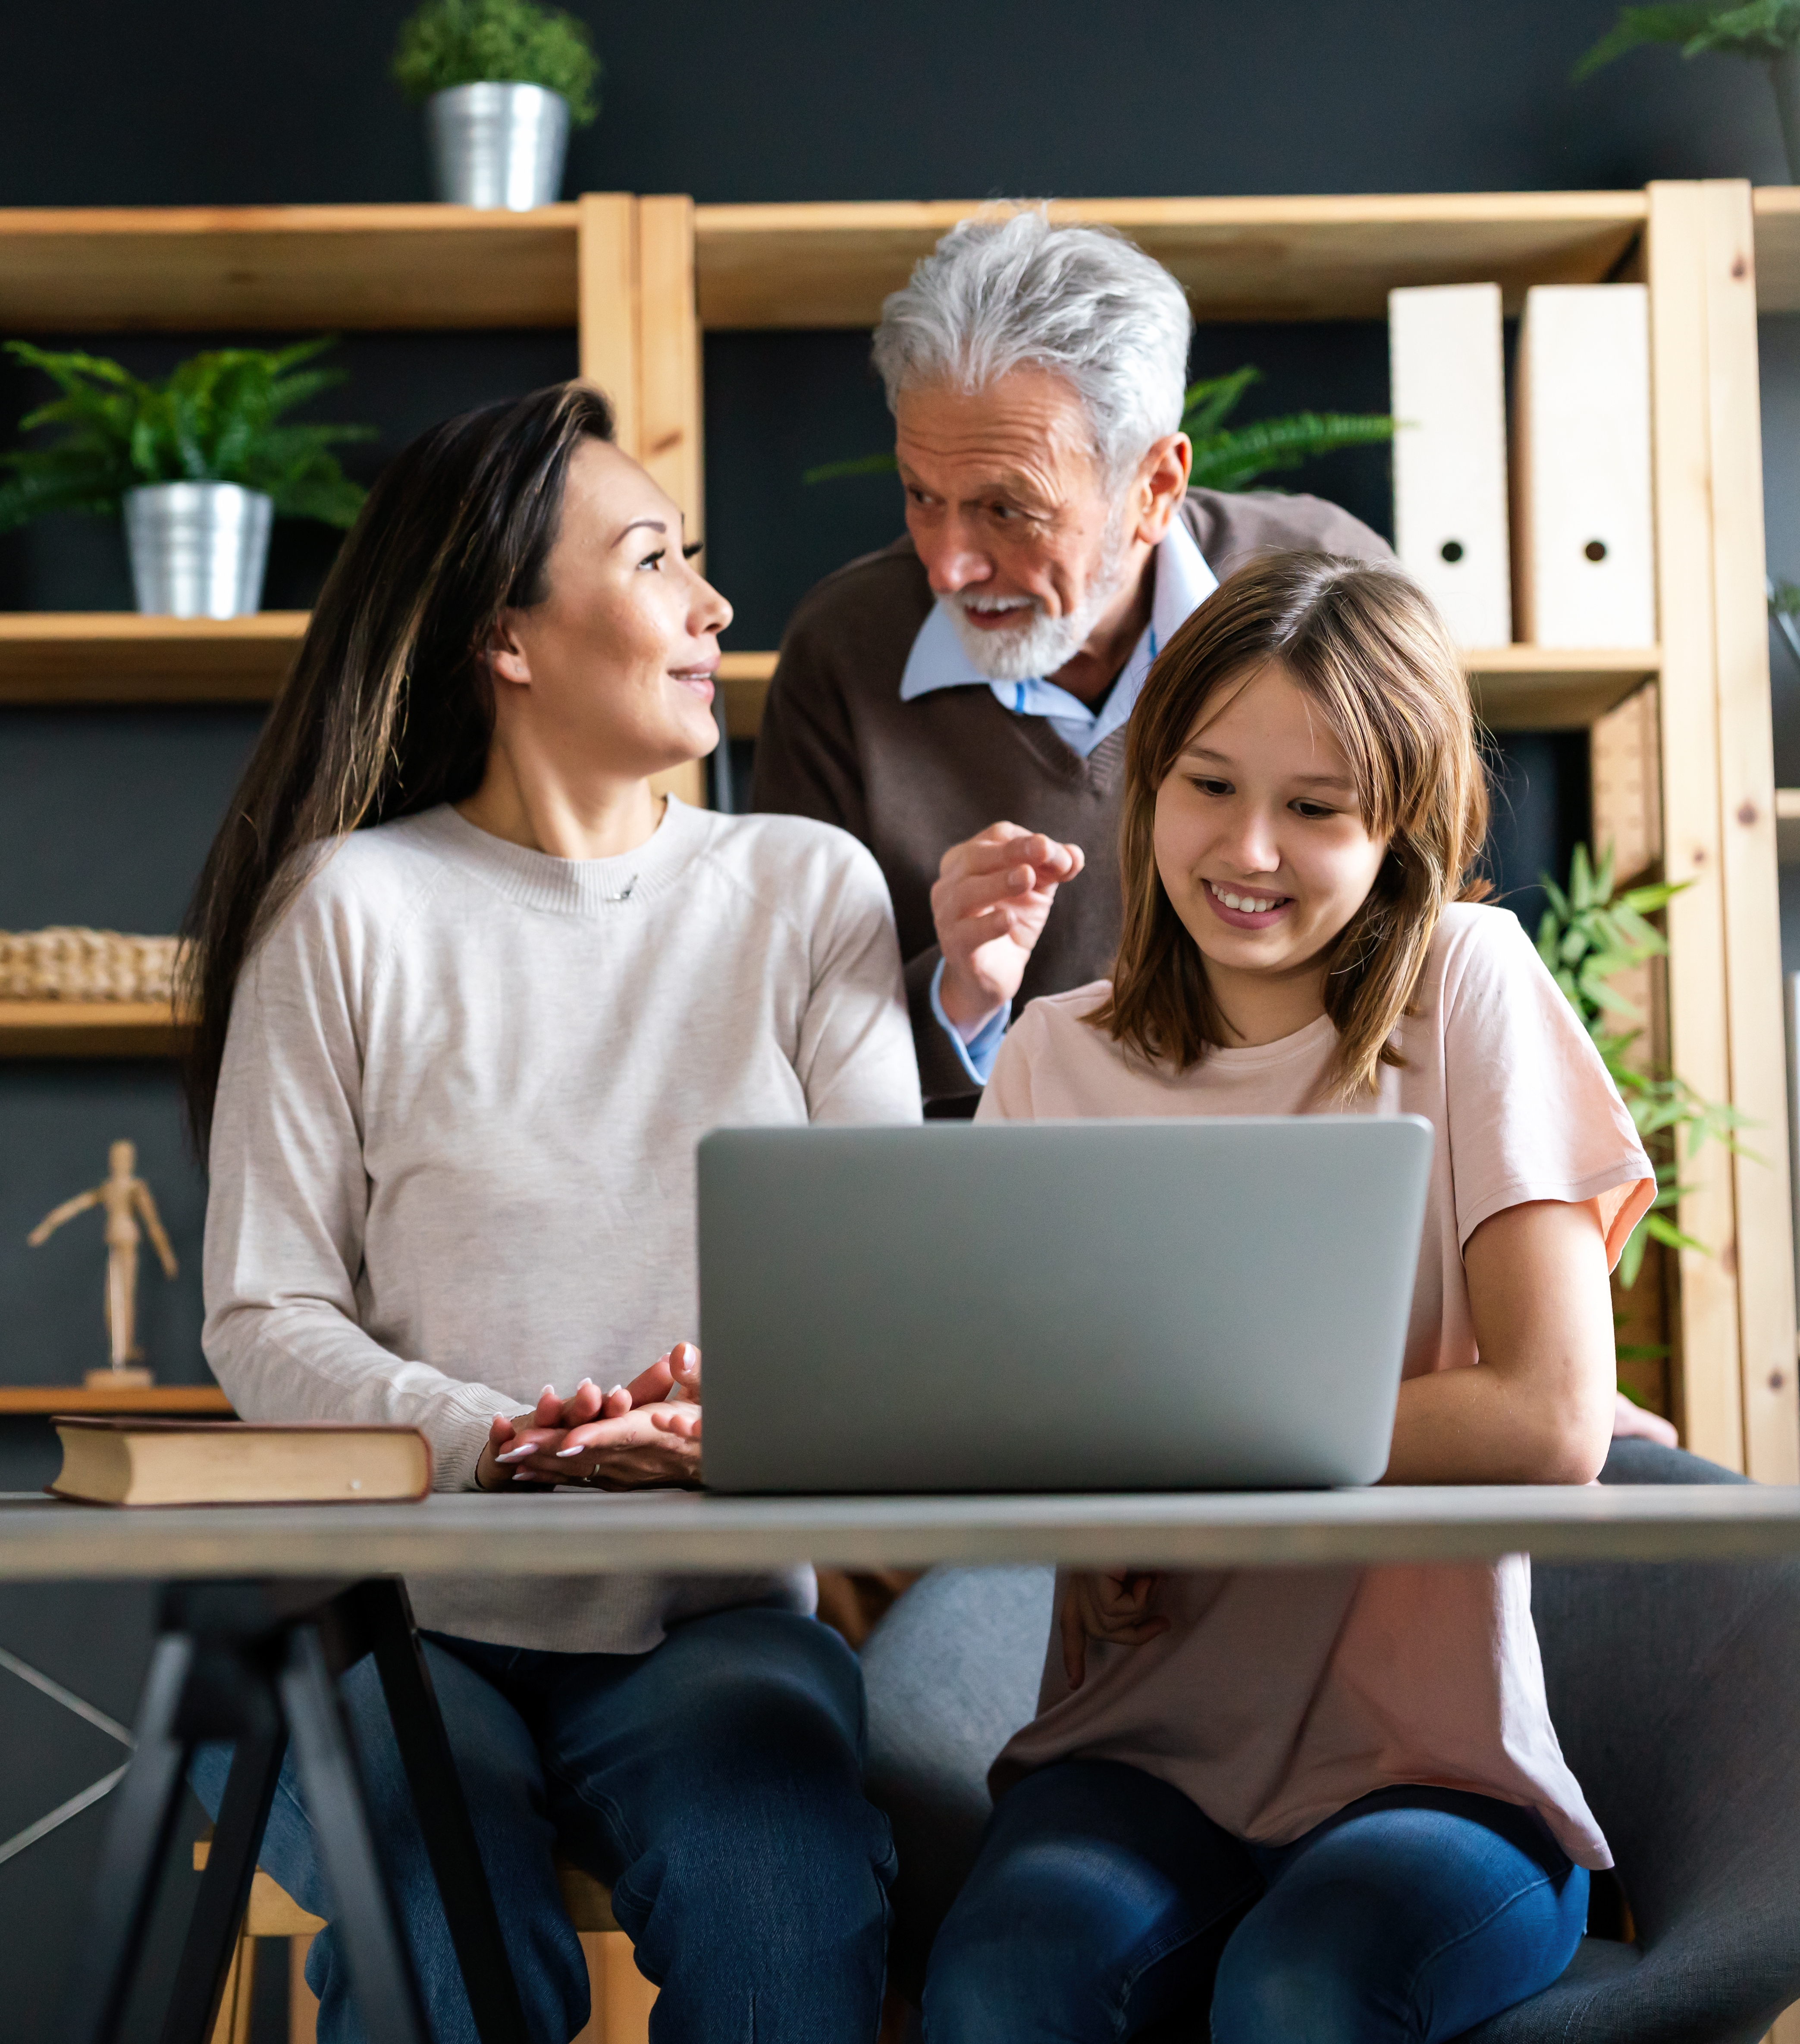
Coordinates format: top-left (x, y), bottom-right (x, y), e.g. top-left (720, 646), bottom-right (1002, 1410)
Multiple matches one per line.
top-left (0, 1482), bottom-right (1796, 1579)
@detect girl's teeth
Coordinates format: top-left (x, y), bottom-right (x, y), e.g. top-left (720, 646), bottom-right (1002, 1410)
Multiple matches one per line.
top-left (1212, 884), bottom-right (1282, 914)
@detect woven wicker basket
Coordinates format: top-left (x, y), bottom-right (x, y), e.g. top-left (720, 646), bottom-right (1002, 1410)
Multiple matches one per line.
top-left (0, 928), bottom-right (184, 1003)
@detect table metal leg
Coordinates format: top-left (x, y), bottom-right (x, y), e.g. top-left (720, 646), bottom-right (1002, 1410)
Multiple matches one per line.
top-left (63, 1632), bottom-right (198, 2044)
top-left (359, 1579), bottom-right (533, 2044)
top-left (157, 1712), bottom-right (286, 2044)
top-left (279, 1619), bottom-right (431, 2044)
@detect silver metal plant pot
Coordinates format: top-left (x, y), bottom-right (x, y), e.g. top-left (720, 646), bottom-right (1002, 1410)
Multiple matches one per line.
top-left (123, 483), bottom-right (273, 619)
top-left (427, 82), bottom-right (570, 210)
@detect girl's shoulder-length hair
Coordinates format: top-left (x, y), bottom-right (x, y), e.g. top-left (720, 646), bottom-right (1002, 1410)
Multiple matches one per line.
top-left (1090, 549), bottom-right (1491, 1102)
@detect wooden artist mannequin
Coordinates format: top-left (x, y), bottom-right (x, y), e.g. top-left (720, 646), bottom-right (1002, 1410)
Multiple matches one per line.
top-left (28, 1139), bottom-right (178, 1385)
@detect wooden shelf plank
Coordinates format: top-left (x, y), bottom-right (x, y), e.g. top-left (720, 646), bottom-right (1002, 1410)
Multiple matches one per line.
top-left (0, 1002), bottom-right (186, 1056)
top-left (720, 650), bottom-right (776, 737)
top-left (0, 1385), bottom-right (232, 1416)
top-left (1465, 645), bottom-right (1660, 731)
top-left (695, 193), bottom-right (1648, 329)
top-left (0, 612), bottom-right (306, 702)
top-left (1777, 786), bottom-right (1800, 865)
top-left (0, 628), bottom-right (1654, 735)
top-left (1753, 187), bottom-right (1800, 313)
top-left (0, 204), bottom-right (583, 331)
top-left (731, 647), bottom-right (1653, 736)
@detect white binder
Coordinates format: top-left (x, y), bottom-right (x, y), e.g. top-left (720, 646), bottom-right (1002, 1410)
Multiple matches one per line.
top-left (1513, 284), bottom-right (1656, 647)
top-left (1388, 283), bottom-right (1511, 647)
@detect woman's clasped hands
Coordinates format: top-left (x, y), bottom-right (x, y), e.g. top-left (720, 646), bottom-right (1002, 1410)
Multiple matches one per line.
top-left (476, 1341), bottom-right (703, 1491)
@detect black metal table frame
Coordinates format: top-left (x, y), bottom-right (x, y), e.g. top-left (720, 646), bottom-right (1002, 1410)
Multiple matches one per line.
top-left (65, 1575), bottom-right (532, 2044)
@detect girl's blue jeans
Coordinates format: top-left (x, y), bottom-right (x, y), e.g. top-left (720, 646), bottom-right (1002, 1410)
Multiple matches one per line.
top-left (193, 1604), bottom-right (895, 2044)
top-left (922, 1758), bottom-right (1589, 2043)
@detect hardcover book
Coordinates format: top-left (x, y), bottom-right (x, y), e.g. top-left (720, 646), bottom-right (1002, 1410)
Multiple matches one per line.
top-left (47, 1416), bottom-right (432, 1507)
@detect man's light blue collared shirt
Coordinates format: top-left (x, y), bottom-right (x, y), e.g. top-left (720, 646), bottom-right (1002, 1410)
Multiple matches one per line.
top-left (908, 520), bottom-right (1218, 1086)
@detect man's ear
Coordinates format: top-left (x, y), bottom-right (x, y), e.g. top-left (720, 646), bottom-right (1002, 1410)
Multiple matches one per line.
top-left (1134, 433), bottom-right (1192, 545)
top-left (484, 610), bottom-right (533, 690)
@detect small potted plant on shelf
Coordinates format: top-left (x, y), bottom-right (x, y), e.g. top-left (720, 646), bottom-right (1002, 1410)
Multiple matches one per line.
top-left (1576, 3), bottom-right (1800, 182)
top-left (0, 339), bottom-right (370, 620)
top-left (394, 0), bottom-right (601, 211)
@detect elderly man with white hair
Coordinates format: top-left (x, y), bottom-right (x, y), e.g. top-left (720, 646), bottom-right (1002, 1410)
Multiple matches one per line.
top-left (753, 208), bottom-right (1388, 1111)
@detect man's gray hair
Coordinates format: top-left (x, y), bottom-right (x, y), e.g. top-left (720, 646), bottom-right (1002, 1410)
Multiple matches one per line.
top-left (871, 208), bottom-right (1192, 481)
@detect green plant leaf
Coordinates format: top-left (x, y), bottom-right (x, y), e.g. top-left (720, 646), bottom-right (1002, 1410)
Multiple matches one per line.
top-left (1571, 3), bottom-right (1775, 78)
top-left (801, 452), bottom-right (901, 485)
top-left (1535, 838), bottom-right (1763, 1282)
top-left (1642, 1212), bottom-right (1712, 1254)
top-left (1179, 368), bottom-right (1261, 438)
top-left (1188, 411), bottom-right (1395, 494)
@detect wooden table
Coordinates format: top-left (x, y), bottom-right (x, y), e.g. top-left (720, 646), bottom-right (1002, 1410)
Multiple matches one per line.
top-left (6, 1479), bottom-right (1800, 1580)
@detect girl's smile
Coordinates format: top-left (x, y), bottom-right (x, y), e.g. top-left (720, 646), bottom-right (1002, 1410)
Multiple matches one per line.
top-left (1202, 879), bottom-right (1293, 928)
top-left (1154, 658), bottom-right (1389, 1046)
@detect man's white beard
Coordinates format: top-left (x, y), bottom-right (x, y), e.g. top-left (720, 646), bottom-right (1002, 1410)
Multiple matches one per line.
top-left (944, 515), bottom-right (1131, 685)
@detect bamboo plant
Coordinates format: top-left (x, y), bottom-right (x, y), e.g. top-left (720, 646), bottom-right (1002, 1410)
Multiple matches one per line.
top-left (1535, 841), bottom-right (1752, 1292)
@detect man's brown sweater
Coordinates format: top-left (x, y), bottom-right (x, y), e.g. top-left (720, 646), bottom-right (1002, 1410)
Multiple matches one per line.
top-left (750, 488), bottom-right (1391, 1105)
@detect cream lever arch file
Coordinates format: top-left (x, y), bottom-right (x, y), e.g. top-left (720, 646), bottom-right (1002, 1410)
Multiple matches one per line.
top-left (1512, 284), bottom-right (1656, 648)
top-left (1388, 283), bottom-right (1511, 648)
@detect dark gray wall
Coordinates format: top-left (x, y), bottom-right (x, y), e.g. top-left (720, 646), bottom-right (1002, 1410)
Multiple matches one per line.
top-left (0, 2), bottom-right (1779, 2033)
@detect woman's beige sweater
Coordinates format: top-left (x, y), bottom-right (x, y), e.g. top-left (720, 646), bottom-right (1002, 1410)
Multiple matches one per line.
top-left (202, 797), bottom-right (921, 1653)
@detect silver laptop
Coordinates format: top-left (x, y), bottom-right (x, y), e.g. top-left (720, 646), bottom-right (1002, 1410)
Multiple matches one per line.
top-left (698, 1117), bottom-right (1433, 1494)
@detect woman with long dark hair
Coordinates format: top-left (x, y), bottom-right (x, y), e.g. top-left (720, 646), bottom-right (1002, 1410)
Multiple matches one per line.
top-left (185, 382), bottom-right (918, 2042)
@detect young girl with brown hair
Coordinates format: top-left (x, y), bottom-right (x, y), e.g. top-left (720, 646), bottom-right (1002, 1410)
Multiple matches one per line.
top-left (922, 553), bottom-right (1654, 2043)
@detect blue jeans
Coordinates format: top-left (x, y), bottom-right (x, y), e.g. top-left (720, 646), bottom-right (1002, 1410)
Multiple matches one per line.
top-left (922, 1760), bottom-right (1589, 2043)
top-left (192, 1605), bottom-right (895, 2044)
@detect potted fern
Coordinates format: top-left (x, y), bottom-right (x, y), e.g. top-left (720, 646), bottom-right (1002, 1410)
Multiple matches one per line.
top-left (394, 0), bottom-right (601, 210)
top-left (0, 339), bottom-right (370, 619)
top-left (1576, 3), bottom-right (1800, 182)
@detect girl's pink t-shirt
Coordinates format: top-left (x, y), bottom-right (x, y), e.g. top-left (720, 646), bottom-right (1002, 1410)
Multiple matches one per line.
top-left (978, 901), bottom-right (1654, 1870)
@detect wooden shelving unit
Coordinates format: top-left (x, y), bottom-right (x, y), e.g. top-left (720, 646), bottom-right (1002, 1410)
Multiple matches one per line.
top-left (665, 186), bottom-right (1794, 1484)
top-left (0, 612), bottom-right (306, 702)
top-left (1464, 646), bottom-right (1661, 730)
top-left (1777, 786), bottom-right (1800, 865)
top-left (0, 203), bottom-right (585, 331)
top-left (719, 647), bottom-right (1658, 737)
top-left (0, 626), bottom-right (1643, 735)
top-left (0, 187), bottom-right (1791, 1479)
top-left (693, 192), bottom-right (1648, 327)
top-left (0, 1002), bottom-right (186, 1058)
top-left (1753, 186), bottom-right (1800, 312)
top-left (0, 1385), bottom-right (230, 1416)
top-left (0, 617), bottom-right (776, 722)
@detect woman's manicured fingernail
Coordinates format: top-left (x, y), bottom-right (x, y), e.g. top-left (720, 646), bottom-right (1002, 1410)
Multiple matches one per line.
top-left (607, 1384), bottom-right (627, 1399)
top-left (555, 1445), bottom-right (585, 1458)
top-left (510, 1471), bottom-right (537, 1483)
top-left (494, 1444), bottom-right (536, 1462)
